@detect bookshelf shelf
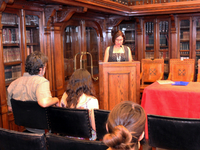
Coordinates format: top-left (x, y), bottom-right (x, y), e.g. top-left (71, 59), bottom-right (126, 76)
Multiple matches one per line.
top-left (3, 44), bottom-right (20, 47)
top-left (4, 61), bottom-right (22, 66)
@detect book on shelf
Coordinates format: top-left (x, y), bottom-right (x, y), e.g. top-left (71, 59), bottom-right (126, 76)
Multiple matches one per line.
top-left (3, 28), bottom-right (19, 44)
top-left (3, 48), bottom-right (21, 63)
top-left (5, 65), bottom-right (21, 82)
top-left (2, 13), bottom-right (17, 25)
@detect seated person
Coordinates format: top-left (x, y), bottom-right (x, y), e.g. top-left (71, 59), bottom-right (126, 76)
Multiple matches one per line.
top-left (103, 101), bottom-right (146, 150)
top-left (7, 51), bottom-right (59, 133)
top-left (61, 68), bottom-right (99, 140)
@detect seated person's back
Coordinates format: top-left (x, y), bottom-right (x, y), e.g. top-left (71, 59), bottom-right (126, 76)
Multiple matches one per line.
top-left (61, 69), bottom-right (99, 140)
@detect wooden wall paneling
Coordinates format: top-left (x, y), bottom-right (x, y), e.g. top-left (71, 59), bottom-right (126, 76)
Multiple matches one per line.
top-left (99, 61), bottom-right (140, 110)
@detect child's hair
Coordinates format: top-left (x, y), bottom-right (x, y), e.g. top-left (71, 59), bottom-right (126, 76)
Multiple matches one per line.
top-left (103, 101), bottom-right (146, 150)
top-left (65, 69), bottom-right (95, 108)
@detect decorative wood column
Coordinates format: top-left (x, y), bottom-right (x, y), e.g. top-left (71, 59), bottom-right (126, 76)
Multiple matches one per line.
top-left (136, 18), bottom-right (143, 61)
top-left (0, 0), bottom-right (15, 129)
top-left (170, 14), bottom-right (177, 59)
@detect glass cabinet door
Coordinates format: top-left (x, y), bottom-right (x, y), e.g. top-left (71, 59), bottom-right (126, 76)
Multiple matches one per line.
top-left (119, 23), bottom-right (136, 60)
top-left (145, 21), bottom-right (154, 59)
top-left (25, 15), bottom-right (40, 54)
top-left (86, 27), bottom-right (98, 75)
top-left (158, 20), bottom-right (169, 78)
top-left (2, 12), bottom-right (22, 86)
top-left (63, 26), bottom-right (80, 81)
top-left (179, 19), bottom-right (190, 60)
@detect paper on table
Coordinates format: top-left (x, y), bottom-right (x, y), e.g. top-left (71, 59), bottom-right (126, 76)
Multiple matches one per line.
top-left (157, 80), bottom-right (175, 84)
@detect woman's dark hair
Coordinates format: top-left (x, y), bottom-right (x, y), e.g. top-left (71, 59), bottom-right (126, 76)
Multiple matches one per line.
top-left (112, 30), bottom-right (125, 44)
top-left (66, 69), bottom-right (95, 108)
top-left (25, 51), bottom-right (48, 75)
top-left (103, 101), bottom-right (146, 150)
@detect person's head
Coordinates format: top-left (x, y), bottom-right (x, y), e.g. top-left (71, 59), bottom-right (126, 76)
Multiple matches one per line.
top-left (25, 51), bottom-right (48, 75)
top-left (103, 101), bottom-right (146, 150)
top-left (66, 69), bottom-right (95, 108)
top-left (112, 30), bottom-right (125, 46)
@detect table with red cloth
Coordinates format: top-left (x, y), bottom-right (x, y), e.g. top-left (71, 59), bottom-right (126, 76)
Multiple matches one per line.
top-left (141, 81), bottom-right (200, 139)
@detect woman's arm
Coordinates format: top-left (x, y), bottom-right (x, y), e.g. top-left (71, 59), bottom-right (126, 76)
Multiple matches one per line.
top-left (127, 47), bottom-right (133, 62)
top-left (103, 47), bottom-right (110, 62)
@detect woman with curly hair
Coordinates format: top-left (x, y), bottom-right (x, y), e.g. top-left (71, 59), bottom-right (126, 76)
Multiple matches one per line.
top-left (60, 68), bottom-right (99, 140)
top-left (103, 101), bottom-right (146, 150)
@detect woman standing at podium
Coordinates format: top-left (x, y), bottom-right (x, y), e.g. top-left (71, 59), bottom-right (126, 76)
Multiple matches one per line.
top-left (104, 30), bottom-right (133, 62)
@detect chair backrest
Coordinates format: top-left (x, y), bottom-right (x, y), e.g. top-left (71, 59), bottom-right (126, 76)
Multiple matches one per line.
top-left (141, 59), bottom-right (164, 84)
top-left (11, 98), bottom-right (48, 130)
top-left (0, 127), bottom-right (46, 150)
top-left (148, 114), bottom-right (200, 150)
top-left (168, 59), bottom-right (195, 82)
top-left (47, 106), bottom-right (92, 138)
top-left (46, 133), bottom-right (108, 150)
top-left (94, 109), bottom-right (110, 140)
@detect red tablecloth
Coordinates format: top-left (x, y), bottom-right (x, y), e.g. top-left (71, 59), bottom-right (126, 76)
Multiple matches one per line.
top-left (141, 81), bottom-right (200, 139)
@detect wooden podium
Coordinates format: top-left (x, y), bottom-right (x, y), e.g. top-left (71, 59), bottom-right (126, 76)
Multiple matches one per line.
top-left (99, 61), bottom-right (140, 110)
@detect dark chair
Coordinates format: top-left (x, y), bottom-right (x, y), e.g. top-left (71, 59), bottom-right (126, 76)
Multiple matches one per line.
top-left (47, 106), bottom-right (92, 138)
top-left (148, 114), bottom-right (200, 150)
top-left (11, 98), bottom-right (49, 130)
top-left (46, 132), bottom-right (108, 150)
top-left (0, 127), bottom-right (46, 150)
top-left (94, 109), bottom-right (110, 140)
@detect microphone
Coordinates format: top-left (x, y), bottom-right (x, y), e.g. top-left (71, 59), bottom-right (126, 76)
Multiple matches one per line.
top-left (120, 45), bottom-right (122, 47)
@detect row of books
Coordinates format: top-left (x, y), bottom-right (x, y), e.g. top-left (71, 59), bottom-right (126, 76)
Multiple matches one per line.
top-left (26, 30), bottom-right (34, 43)
top-left (180, 43), bottom-right (189, 50)
top-left (159, 21), bottom-right (169, 33)
top-left (5, 65), bottom-right (21, 81)
top-left (2, 13), bottom-right (18, 25)
top-left (160, 34), bottom-right (168, 46)
top-left (146, 35), bottom-right (154, 46)
top-left (196, 43), bottom-right (200, 50)
top-left (159, 52), bottom-right (169, 59)
top-left (180, 51), bottom-right (189, 55)
top-left (145, 52), bottom-right (154, 59)
top-left (180, 31), bottom-right (189, 40)
top-left (196, 31), bottom-right (200, 39)
top-left (3, 28), bottom-right (19, 44)
top-left (3, 48), bottom-right (21, 63)
top-left (146, 22), bottom-right (154, 34)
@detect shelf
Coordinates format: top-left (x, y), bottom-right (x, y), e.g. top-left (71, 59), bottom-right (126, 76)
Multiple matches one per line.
top-left (125, 40), bottom-right (135, 42)
top-left (4, 61), bottom-right (22, 66)
top-left (26, 25), bottom-right (39, 28)
top-left (180, 26), bottom-right (190, 29)
top-left (3, 43), bottom-right (20, 47)
top-left (145, 50), bottom-right (154, 52)
top-left (124, 29), bottom-right (135, 31)
top-left (27, 43), bottom-right (39, 46)
top-left (146, 45), bottom-right (154, 47)
top-left (159, 49), bottom-right (168, 52)
top-left (3, 24), bottom-right (18, 28)
top-left (180, 39), bottom-right (189, 42)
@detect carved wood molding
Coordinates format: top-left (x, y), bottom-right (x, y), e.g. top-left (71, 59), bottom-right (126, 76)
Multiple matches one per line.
top-left (170, 14), bottom-right (176, 33)
top-left (0, 0), bottom-right (14, 12)
top-left (106, 16), bottom-right (125, 28)
top-left (56, 7), bottom-right (87, 23)
top-left (135, 17), bottom-right (142, 35)
top-left (44, 5), bottom-right (60, 27)
top-left (94, 19), bottom-right (104, 37)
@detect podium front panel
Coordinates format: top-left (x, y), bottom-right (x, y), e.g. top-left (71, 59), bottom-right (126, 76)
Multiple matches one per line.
top-left (99, 62), bottom-right (140, 110)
